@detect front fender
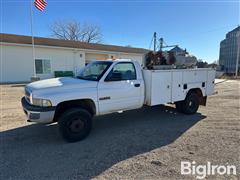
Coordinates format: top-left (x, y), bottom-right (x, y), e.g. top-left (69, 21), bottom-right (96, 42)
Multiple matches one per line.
top-left (34, 87), bottom-right (99, 114)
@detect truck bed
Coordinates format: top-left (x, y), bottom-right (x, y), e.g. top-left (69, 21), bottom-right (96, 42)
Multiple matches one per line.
top-left (142, 68), bottom-right (215, 106)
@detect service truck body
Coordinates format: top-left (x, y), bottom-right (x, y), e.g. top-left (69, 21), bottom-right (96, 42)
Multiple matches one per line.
top-left (143, 68), bottom-right (215, 106)
top-left (21, 59), bottom-right (215, 142)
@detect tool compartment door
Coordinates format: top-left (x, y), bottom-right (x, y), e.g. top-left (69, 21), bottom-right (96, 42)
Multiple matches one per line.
top-left (151, 71), bottom-right (172, 105)
top-left (172, 71), bottom-right (184, 102)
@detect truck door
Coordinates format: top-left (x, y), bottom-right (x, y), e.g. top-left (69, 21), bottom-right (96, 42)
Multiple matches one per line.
top-left (98, 62), bottom-right (143, 114)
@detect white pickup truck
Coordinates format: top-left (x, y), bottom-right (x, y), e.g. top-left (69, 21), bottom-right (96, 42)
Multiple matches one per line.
top-left (21, 59), bottom-right (215, 142)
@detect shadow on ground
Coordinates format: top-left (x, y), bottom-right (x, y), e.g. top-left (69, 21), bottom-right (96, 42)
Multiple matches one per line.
top-left (0, 105), bottom-right (206, 179)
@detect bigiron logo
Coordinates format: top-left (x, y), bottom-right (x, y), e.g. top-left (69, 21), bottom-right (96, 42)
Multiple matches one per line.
top-left (181, 161), bottom-right (237, 179)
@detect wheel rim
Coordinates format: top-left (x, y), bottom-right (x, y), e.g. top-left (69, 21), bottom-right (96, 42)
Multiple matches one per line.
top-left (68, 119), bottom-right (85, 133)
top-left (189, 101), bottom-right (193, 107)
top-left (188, 99), bottom-right (196, 112)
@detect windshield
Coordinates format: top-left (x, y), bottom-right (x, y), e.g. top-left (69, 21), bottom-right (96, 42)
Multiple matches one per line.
top-left (77, 61), bottom-right (113, 81)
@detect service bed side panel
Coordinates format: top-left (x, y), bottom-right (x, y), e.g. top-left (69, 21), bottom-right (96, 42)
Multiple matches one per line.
top-left (182, 69), bottom-right (208, 84)
top-left (142, 68), bottom-right (216, 106)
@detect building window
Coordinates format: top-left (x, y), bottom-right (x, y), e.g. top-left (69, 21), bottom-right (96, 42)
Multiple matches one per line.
top-left (35, 59), bottom-right (51, 74)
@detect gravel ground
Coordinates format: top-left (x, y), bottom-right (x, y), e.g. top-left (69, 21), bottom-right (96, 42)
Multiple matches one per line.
top-left (0, 80), bottom-right (239, 180)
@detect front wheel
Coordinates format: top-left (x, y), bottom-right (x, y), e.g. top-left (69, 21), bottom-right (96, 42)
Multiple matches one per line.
top-left (58, 108), bottom-right (92, 142)
top-left (176, 93), bottom-right (200, 115)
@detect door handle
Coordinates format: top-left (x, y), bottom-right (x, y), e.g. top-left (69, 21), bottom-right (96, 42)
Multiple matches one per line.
top-left (134, 83), bottom-right (140, 87)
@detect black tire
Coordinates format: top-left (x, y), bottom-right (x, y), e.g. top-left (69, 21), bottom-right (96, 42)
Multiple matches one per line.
top-left (175, 101), bottom-right (183, 113)
top-left (181, 93), bottom-right (200, 114)
top-left (58, 108), bottom-right (92, 142)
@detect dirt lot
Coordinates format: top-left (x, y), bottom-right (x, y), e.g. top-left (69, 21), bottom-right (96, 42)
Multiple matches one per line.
top-left (0, 80), bottom-right (239, 180)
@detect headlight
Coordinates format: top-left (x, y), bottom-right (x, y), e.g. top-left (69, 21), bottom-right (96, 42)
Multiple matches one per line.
top-left (32, 98), bottom-right (52, 107)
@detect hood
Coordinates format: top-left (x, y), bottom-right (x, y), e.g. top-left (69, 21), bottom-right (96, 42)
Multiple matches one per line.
top-left (26, 77), bottom-right (97, 92)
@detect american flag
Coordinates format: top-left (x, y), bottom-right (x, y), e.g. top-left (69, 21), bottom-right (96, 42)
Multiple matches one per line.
top-left (34, 0), bottom-right (47, 11)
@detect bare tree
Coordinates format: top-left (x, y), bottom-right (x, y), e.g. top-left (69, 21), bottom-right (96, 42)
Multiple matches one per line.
top-left (50, 20), bottom-right (102, 43)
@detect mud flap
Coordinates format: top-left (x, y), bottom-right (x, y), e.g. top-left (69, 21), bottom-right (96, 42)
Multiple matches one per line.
top-left (200, 96), bottom-right (207, 106)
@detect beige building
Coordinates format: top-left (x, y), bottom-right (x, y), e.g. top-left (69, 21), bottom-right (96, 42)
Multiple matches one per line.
top-left (0, 33), bottom-right (148, 83)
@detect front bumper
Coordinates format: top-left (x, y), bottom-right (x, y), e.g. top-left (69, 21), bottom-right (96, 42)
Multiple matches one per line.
top-left (21, 97), bottom-right (56, 124)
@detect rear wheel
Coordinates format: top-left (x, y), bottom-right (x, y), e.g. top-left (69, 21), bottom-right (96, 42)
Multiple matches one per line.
top-left (181, 93), bottom-right (199, 114)
top-left (58, 108), bottom-right (92, 142)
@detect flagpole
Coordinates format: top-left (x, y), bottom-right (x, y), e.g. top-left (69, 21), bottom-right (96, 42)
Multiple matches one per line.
top-left (30, 0), bottom-right (36, 78)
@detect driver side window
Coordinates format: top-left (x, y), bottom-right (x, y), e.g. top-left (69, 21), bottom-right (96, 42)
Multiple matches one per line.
top-left (105, 62), bottom-right (136, 81)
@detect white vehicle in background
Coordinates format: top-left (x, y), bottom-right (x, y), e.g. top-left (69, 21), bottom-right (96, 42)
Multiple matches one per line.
top-left (21, 59), bottom-right (215, 142)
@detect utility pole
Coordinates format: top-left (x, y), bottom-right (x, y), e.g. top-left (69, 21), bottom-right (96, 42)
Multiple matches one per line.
top-left (235, 31), bottom-right (240, 78)
top-left (153, 32), bottom-right (157, 52)
top-left (160, 38), bottom-right (163, 51)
